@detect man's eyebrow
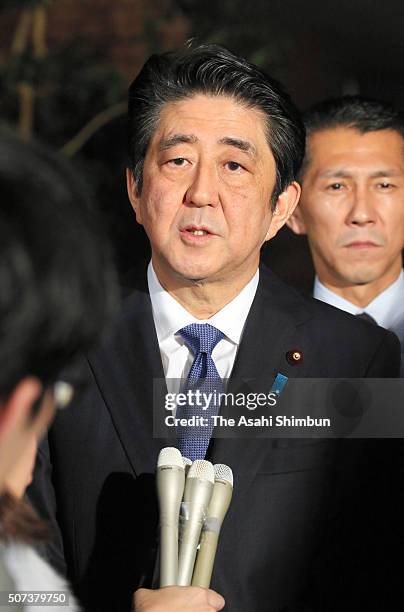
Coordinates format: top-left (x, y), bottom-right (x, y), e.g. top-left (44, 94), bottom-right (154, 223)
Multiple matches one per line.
top-left (318, 169), bottom-right (352, 179)
top-left (218, 137), bottom-right (257, 157)
top-left (318, 168), bottom-right (404, 179)
top-left (158, 134), bottom-right (198, 151)
top-left (369, 169), bottom-right (403, 178)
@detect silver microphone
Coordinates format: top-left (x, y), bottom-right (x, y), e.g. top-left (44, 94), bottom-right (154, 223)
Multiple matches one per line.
top-left (192, 464), bottom-right (233, 588)
top-left (156, 447), bottom-right (185, 586)
top-left (183, 456), bottom-right (192, 476)
top-left (178, 456), bottom-right (192, 548)
top-left (177, 459), bottom-right (214, 586)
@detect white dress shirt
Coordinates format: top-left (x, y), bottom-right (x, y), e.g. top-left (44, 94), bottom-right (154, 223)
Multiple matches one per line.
top-left (314, 271), bottom-right (404, 372)
top-left (148, 262), bottom-right (259, 394)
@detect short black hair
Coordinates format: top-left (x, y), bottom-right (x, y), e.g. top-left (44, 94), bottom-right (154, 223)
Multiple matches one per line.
top-left (128, 43), bottom-right (305, 207)
top-left (0, 134), bottom-right (118, 399)
top-left (303, 95), bottom-right (403, 137)
top-left (300, 96), bottom-right (403, 177)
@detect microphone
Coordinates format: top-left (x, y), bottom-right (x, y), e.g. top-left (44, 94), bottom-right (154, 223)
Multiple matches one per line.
top-left (177, 459), bottom-right (214, 586)
top-left (183, 456), bottom-right (192, 475)
top-left (156, 447), bottom-right (185, 587)
top-left (178, 456), bottom-right (192, 548)
top-left (192, 464), bottom-right (233, 588)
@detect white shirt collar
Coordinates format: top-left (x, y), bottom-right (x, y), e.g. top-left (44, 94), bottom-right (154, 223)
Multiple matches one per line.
top-left (147, 262), bottom-right (259, 346)
top-left (314, 270), bottom-right (404, 330)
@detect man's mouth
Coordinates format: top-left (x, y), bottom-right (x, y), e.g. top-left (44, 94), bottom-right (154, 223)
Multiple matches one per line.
top-left (178, 225), bottom-right (216, 245)
top-left (180, 224), bottom-right (214, 236)
top-left (188, 229), bottom-right (208, 236)
top-left (344, 241), bottom-right (381, 248)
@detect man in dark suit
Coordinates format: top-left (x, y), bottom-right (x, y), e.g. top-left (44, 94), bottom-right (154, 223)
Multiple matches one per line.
top-left (287, 96), bottom-right (404, 372)
top-left (30, 45), bottom-right (400, 612)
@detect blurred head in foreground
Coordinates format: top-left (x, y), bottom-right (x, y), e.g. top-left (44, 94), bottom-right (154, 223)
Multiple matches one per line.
top-left (0, 134), bottom-right (117, 514)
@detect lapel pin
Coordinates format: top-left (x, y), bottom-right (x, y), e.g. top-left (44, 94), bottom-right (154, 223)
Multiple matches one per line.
top-left (286, 349), bottom-right (303, 365)
top-left (271, 373), bottom-right (288, 396)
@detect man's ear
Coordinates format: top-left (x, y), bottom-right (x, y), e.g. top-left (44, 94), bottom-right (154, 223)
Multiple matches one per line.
top-left (286, 203), bottom-right (308, 236)
top-left (265, 181), bottom-right (301, 242)
top-left (0, 378), bottom-right (42, 436)
top-left (126, 168), bottom-right (143, 225)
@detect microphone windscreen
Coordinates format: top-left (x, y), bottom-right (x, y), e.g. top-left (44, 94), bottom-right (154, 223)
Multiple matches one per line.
top-left (187, 459), bottom-right (214, 483)
top-left (158, 446), bottom-right (183, 469)
top-left (214, 463), bottom-right (233, 486)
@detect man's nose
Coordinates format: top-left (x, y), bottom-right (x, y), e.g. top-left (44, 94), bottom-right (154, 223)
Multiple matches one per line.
top-left (185, 163), bottom-right (220, 208)
top-left (346, 186), bottom-right (376, 226)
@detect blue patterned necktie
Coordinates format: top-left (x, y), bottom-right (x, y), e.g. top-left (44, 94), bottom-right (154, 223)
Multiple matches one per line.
top-left (176, 323), bottom-right (225, 461)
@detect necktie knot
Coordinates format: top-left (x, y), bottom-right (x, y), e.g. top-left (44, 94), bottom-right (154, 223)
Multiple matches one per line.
top-left (178, 323), bottom-right (225, 356)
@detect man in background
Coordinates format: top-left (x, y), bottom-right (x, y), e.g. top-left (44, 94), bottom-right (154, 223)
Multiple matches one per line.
top-left (287, 96), bottom-right (404, 366)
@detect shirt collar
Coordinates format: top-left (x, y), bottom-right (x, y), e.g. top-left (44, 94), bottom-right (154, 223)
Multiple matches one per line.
top-left (314, 277), bottom-right (360, 315)
top-left (365, 270), bottom-right (404, 329)
top-left (314, 270), bottom-right (404, 328)
top-left (148, 262), bottom-right (259, 346)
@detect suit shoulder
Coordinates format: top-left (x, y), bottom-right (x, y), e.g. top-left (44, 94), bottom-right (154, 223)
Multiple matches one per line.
top-left (258, 265), bottom-right (400, 376)
top-left (260, 265), bottom-right (392, 338)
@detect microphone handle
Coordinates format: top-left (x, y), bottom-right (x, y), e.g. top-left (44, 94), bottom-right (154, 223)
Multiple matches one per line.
top-left (159, 520), bottom-right (179, 586)
top-left (191, 529), bottom-right (219, 588)
top-left (157, 465), bottom-right (184, 587)
top-left (177, 515), bottom-right (205, 586)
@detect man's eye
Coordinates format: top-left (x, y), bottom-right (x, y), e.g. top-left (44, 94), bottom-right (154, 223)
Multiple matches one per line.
top-left (328, 182), bottom-right (344, 190)
top-left (226, 161), bottom-right (243, 171)
top-left (378, 181), bottom-right (393, 189)
top-left (168, 158), bottom-right (187, 167)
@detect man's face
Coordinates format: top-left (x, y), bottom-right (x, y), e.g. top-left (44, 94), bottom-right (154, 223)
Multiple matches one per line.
top-left (127, 94), bottom-right (298, 289)
top-left (289, 127), bottom-right (404, 290)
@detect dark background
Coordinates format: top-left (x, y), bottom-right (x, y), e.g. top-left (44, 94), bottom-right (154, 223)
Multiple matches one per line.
top-left (1, 0), bottom-right (403, 290)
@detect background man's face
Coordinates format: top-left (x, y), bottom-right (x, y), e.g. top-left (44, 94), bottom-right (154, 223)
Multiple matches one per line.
top-left (128, 94), bottom-right (287, 288)
top-left (293, 127), bottom-right (404, 289)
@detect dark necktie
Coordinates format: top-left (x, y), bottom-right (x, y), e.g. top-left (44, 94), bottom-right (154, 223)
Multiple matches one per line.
top-left (176, 323), bottom-right (224, 461)
top-left (356, 312), bottom-right (377, 326)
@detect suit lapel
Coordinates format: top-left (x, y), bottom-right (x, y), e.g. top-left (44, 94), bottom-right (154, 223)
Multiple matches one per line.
top-left (230, 266), bottom-right (313, 384)
top-left (89, 275), bottom-right (170, 476)
top-left (88, 265), bottom-right (316, 486)
top-left (209, 267), bottom-right (313, 502)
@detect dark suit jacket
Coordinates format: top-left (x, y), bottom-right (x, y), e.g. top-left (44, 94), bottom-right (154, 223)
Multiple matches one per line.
top-left (29, 266), bottom-right (401, 612)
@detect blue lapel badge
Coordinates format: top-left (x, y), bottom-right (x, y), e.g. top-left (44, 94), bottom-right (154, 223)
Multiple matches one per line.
top-left (271, 373), bottom-right (288, 396)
